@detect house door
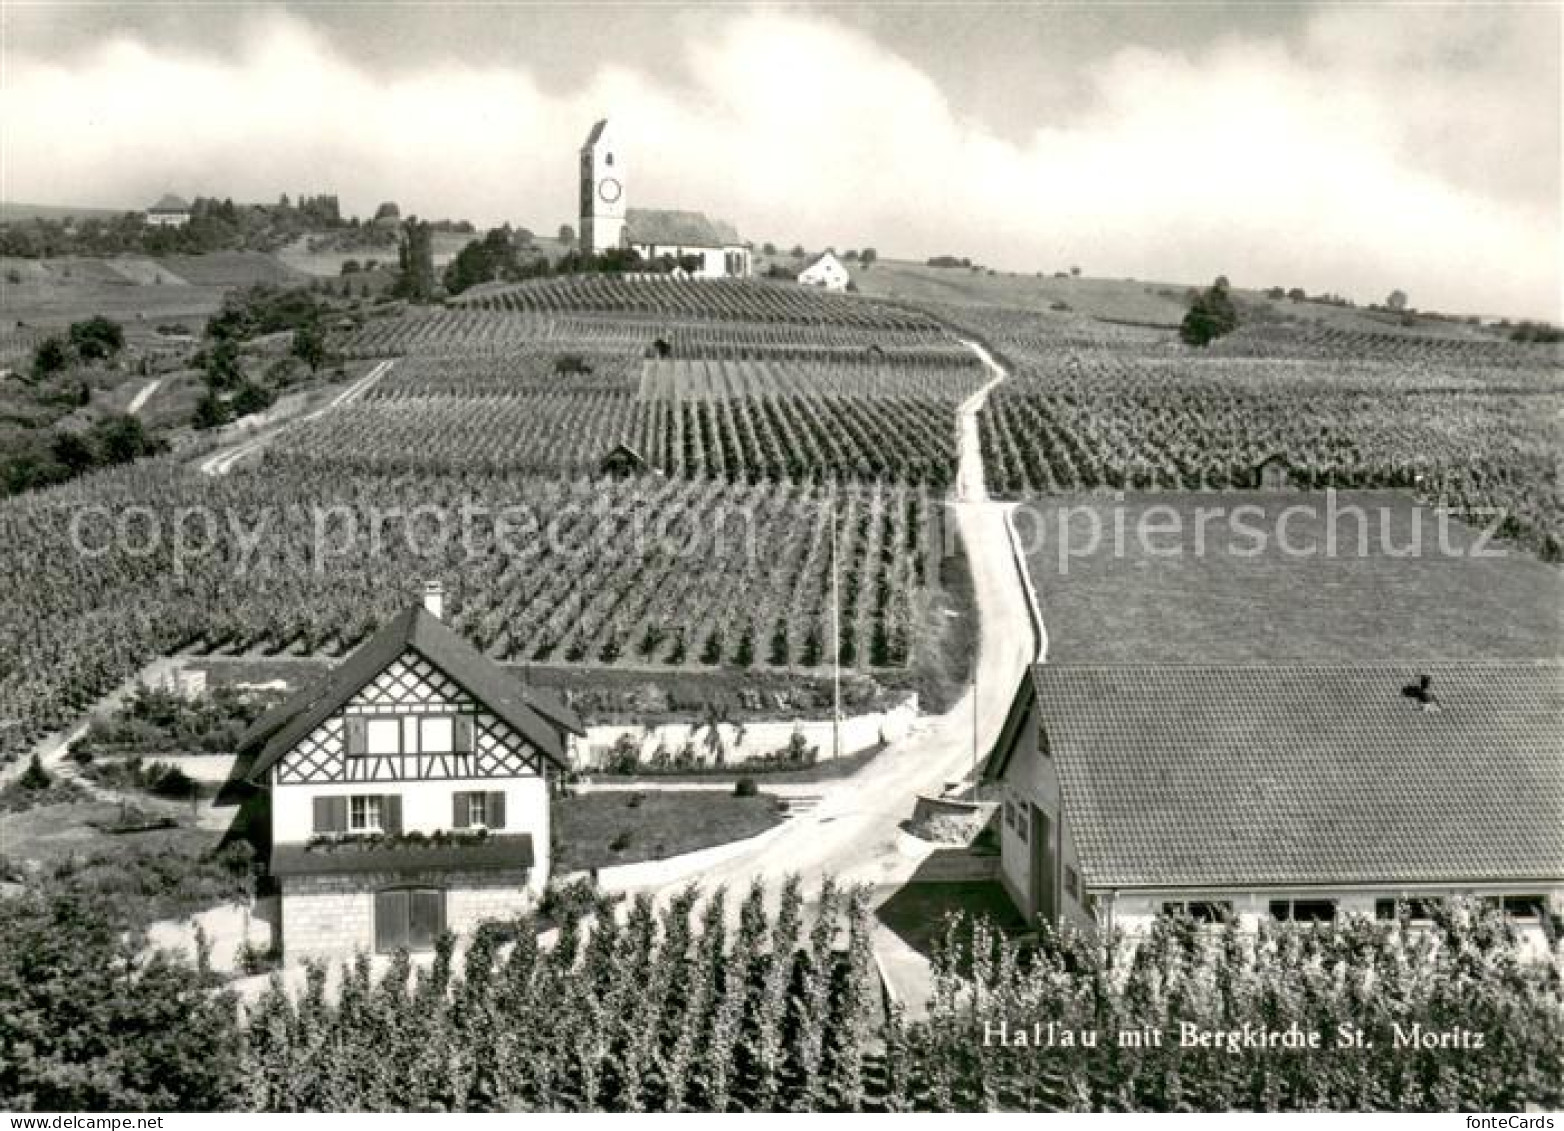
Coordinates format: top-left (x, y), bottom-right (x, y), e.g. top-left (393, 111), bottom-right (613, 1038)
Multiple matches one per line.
top-left (375, 887), bottom-right (446, 953)
top-left (1030, 805), bottom-right (1056, 924)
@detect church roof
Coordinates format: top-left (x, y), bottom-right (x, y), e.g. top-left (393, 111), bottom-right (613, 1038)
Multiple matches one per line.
top-left (238, 603), bottom-right (584, 781)
top-left (583, 119), bottom-right (609, 148)
top-left (626, 208), bottom-right (742, 249)
top-left (148, 194), bottom-right (190, 213)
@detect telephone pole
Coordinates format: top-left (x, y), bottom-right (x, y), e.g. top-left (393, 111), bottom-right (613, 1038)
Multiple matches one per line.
top-left (830, 494), bottom-right (841, 760)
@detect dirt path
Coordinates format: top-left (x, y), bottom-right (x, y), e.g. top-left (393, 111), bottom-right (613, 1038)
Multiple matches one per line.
top-left (126, 376), bottom-right (163, 415)
top-left (629, 339), bottom-right (1039, 1007)
top-left (196, 358), bottom-right (394, 476)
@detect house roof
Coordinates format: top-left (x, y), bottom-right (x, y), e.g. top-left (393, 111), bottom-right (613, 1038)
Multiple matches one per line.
top-left (991, 661), bottom-right (1564, 890)
top-left (239, 604), bottom-right (584, 782)
top-left (148, 194), bottom-right (190, 213)
top-left (626, 208), bottom-right (742, 249)
top-left (798, 252), bottom-right (846, 277)
top-left (271, 833), bottom-right (535, 877)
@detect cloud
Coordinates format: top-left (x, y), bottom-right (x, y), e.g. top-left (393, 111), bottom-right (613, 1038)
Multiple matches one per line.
top-left (1, 6), bottom-right (1557, 318)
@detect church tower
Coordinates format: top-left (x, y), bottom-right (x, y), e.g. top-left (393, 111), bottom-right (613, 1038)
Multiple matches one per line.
top-left (579, 119), bottom-right (625, 254)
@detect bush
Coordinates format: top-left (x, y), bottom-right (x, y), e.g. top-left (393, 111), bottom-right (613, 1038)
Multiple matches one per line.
top-left (18, 754), bottom-right (50, 790)
top-left (608, 830), bottom-right (633, 853)
top-left (734, 776), bottom-right (758, 798)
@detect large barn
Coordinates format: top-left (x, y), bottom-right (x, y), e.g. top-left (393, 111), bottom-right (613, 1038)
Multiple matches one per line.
top-left (984, 662), bottom-right (1563, 949)
top-left (238, 583), bottom-right (583, 960)
top-left (578, 119), bottom-right (750, 278)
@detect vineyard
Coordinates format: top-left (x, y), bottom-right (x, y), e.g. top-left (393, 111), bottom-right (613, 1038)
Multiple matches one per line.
top-left (453, 275), bottom-right (941, 331)
top-left (965, 307), bottom-right (1564, 557)
top-left (0, 462), bottom-right (943, 758)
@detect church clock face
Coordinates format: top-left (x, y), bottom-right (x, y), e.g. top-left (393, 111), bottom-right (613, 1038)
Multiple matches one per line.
top-left (598, 178), bottom-right (622, 203)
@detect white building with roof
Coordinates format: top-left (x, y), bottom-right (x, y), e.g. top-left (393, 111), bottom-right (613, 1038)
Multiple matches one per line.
top-left (145, 193), bottom-right (190, 228)
top-left (578, 119), bottom-right (750, 278)
top-left (796, 251), bottom-right (851, 292)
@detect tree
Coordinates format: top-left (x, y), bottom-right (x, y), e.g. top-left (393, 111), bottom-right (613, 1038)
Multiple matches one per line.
top-left (1386, 289), bottom-right (1408, 311)
top-left (91, 414), bottom-right (156, 466)
top-left (0, 889), bottom-right (243, 1110)
top-left (202, 339), bottom-right (242, 390)
top-left (68, 316), bottom-right (124, 362)
top-left (762, 241), bottom-right (778, 256)
top-left (790, 244), bottom-right (806, 258)
top-left (557, 224), bottom-right (576, 246)
top-left (1180, 276), bottom-right (1240, 346)
top-left (50, 430), bottom-right (96, 474)
top-left (395, 216), bottom-right (437, 302)
top-left (291, 322), bottom-right (327, 372)
top-left (29, 336), bottom-right (71, 382)
top-left (859, 248), bottom-right (877, 268)
top-left (193, 391), bottom-right (232, 430)
top-left (1070, 265), bottom-right (1082, 277)
top-left (18, 754), bottom-right (50, 790)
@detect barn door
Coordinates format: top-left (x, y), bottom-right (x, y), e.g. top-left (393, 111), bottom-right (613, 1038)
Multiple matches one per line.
top-left (1030, 805), bottom-right (1056, 925)
top-left (375, 888), bottom-right (446, 953)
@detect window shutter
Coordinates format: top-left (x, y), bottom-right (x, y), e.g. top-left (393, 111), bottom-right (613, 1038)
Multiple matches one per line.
top-left (312, 797), bottom-right (333, 834)
top-left (454, 716), bottom-right (474, 753)
top-left (346, 717), bottom-right (367, 756)
top-left (375, 890), bottom-right (409, 953)
top-left (487, 791), bottom-right (507, 830)
top-left (452, 791), bottom-right (469, 829)
top-left (329, 796), bottom-right (349, 833)
top-left (382, 794), bottom-right (403, 835)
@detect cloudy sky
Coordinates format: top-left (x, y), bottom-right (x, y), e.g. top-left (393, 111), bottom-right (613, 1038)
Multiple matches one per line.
top-left (2, 2), bottom-right (1559, 317)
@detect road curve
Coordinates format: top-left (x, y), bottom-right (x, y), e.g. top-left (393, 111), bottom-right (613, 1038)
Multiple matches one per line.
top-left (633, 339), bottom-right (1036, 902)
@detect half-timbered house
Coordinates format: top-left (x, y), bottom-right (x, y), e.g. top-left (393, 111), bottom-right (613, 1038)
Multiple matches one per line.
top-left (238, 583), bottom-right (583, 960)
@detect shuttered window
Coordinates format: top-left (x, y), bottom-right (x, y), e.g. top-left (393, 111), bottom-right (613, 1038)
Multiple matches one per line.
top-left (374, 888), bottom-right (446, 953)
top-left (452, 790), bottom-right (507, 830)
top-left (454, 716), bottom-right (475, 753)
top-left (312, 796), bottom-right (348, 834)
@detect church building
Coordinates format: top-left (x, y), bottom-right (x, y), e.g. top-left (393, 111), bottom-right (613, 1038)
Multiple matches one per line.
top-left (579, 119), bottom-right (751, 279)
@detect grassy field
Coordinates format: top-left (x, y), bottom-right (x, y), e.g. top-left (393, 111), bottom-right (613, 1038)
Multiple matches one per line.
top-left (1018, 492), bottom-right (1562, 664)
top-left (552, 789), bottom-right (783, 872)
top-left (848, 259), bottom-right (1192, 324)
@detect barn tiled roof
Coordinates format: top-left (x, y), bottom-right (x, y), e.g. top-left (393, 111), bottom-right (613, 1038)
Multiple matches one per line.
top-left (626, 208), bottom-right (742, 249)
top-left (271, 833), bottom-right (535, 877)
top-left (240, 604), bottom-right (583, 781)
top-left (1005, 662), bottom-right (1564, 890)
top-left (148, 194), bottom-right (190, 212)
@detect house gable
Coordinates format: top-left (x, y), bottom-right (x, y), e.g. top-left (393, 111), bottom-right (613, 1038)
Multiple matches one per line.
top-left (272, 647), bottom-right (552, 786)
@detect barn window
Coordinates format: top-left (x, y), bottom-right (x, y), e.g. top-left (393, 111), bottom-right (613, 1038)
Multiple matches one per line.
top-left (365, 717), bottom-right (401, 755)
top-left (375, 888), bottom-right (445, 953)
top-left (1486, 894), bottom-right (1547, 921)
top-left (1162, 900), bottom-right (1234, 923)
top-left (1269, 898), bottom-right (1337, 923)
top-left (1375, 897), bottom-right (1439, 921)
top-left (349, 794), bottom-right (383, 832)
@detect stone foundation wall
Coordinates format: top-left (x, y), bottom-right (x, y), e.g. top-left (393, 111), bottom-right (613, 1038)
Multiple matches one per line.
top-left (280, 868), bottom-right (535, 961)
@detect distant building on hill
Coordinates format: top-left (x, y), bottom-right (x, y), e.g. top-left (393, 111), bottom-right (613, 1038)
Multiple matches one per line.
top-left (796, 251), bottom-right (851, 292)
top-left (1255, 453), bottom-right (1294, 490)
top-left (145, 193), bottom-right (190, 228)
top-left (578, 118), bottom-right (750, 278)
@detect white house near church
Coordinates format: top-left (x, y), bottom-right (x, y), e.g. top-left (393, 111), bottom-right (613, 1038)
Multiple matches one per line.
top-left (796, 251), bottom-right (851, 292)
top-left (145, 194), bottom-right (191, 228)
top-left (578, 119), bottom-right (751, 278)
top-left (238, 582), bottom-right (583, 960)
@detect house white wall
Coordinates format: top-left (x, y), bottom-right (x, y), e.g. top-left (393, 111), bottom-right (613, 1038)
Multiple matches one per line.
top-left (629, 242), bottom-right (750, 278)
top-left (272, 774), bottom-right (551, 891)
top-left (146, 211), bottom-right (189, 228)
top-left (798, 254), bottom-right (850, 291)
